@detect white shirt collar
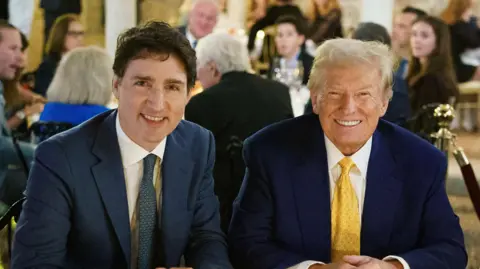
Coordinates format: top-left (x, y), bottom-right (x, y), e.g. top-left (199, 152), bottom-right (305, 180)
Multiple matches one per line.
top-left (324, 134), bottom-right (372, 177)
top-left (115, 115), bottom-right (167, 167)
top-left (186, 28), bottom-right (197, 47)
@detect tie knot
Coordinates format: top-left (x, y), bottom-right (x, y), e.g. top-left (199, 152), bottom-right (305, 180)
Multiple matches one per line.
top-left (143, 154), bottom-right (157, 170)
top-left (338, 157), bottom-right (355, 174)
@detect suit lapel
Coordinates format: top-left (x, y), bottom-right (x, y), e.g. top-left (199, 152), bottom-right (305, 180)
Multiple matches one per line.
top-left (91, 111), bottom-right (131, 265)
top-left (160, 123), bottom-right (194, 260)
top-left (291, 119), bottom-right (331, 262)
top-left (361, 129), bottom-right (403, 257)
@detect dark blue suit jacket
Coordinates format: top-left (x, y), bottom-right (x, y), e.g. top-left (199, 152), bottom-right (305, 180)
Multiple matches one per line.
top-left (12, 110), bottom-right (232, 269)
top-left (228, 114), bottom-right (467, 269)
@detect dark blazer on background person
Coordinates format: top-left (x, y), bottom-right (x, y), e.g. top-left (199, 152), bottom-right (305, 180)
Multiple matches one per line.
top-left (228, 114), bottom-right (466, 269)
top-left (268, 49), bottom-right (314, 85)
top-left (40, 0), bottom-right (81, 14)
top-left (12, 110), bottom-right (231, 269)
top-left (177, 25), bottom-right (187, 36)
top-left (185, 71), bottom-right (293, 232)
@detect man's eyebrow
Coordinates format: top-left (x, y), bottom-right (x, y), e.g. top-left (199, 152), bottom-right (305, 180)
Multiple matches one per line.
top-left (132, 75), bottom-right (155, 81)
top-left (164, 78), bottom-right (186, 85)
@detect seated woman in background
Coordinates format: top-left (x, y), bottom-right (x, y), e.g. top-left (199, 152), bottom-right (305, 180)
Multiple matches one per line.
top-left (407, 16), bottom-right (459, 118)
top-left (33, 14), bottom-right (84, 97)
top-left (306, 0), bottom-right (343, 45)
top-left (39, 46), bottom-right (113, 126)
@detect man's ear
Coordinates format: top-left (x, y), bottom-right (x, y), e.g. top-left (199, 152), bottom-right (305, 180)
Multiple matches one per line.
top-left (209, 62), bottom-right (221, 78)
top-left (112, 76), bottom-right (120, 99)
top-left (379, 87), bottom-right (392, 116)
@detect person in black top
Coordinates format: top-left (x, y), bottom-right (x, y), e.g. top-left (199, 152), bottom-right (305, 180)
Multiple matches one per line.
top-left (408, 16), bottom-right (459, 122)
top-left (34, 14), bottom-right (84, 97)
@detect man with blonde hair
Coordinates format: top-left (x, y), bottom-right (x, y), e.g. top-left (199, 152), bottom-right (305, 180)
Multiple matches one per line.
top-left (228, 38), bottom-right (467, 269)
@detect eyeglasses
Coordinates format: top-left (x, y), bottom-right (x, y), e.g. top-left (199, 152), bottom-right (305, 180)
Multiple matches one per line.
top-left (67, 31), bottom-right (85, 37)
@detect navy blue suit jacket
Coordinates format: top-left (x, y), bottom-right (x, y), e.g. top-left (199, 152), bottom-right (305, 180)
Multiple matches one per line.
top-left (228, 114), bottom-right (467, 269)
top-left (12, 110), bottom-right (232, 269)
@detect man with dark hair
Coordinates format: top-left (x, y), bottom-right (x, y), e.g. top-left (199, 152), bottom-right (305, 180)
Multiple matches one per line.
top-left (391, 6), bottom-right (428, 78)
top-left (12, 21), bottom-right (232, 269)
top-left (269, 15), bottom-right (313, 86)
top-left (401, 6), bottom-right (427, 18)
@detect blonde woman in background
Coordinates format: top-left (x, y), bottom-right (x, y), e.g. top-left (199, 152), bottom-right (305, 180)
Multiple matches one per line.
top-left (306, 0), bottom-right (343, 45)
top-left (39, 46), bottom-right (112, 126)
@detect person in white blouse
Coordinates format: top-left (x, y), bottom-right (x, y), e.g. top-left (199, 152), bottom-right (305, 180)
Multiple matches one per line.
top-left (228, 38), bottom-right (467, 269)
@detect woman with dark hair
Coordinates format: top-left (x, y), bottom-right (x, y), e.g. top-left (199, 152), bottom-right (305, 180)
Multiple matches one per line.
top-left (33, 14), bottom-right (84, 97)
top-left (407, 16), bottom-right (459, 116)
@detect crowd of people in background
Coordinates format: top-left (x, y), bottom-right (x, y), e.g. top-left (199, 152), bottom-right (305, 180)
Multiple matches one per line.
top-left (0, 0), bottom-right (477, 268)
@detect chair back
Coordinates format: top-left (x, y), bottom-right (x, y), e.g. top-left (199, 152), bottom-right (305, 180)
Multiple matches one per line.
top-left (405, 103), bottom-right (442, 143)
top-left (29, 121), bottom-right (73, 143)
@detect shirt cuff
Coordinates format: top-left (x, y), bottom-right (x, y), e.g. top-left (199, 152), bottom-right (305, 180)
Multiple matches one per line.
top-left (287, 260), bottom-right (325, 269)
top-left (383, 255), bottom-right (410, 269)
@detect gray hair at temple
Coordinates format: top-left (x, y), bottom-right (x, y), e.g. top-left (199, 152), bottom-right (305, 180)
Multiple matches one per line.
top-left (47, 46), bottom-right (113, 105)
top-left (307, 38), bottom-right (394, 100)
top-left (196, 32), bottom-right (252, 74)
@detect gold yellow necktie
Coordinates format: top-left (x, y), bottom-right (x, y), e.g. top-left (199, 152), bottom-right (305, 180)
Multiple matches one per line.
top-left (331, 157), bottom-right (361, 262)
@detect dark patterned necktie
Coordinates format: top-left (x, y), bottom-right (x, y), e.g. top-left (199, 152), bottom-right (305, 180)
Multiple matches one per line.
top-left (138, 154), bottom-right (157, 269)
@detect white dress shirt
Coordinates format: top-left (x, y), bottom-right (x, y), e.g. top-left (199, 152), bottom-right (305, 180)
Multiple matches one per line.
top-left (116, 116), bottom-right (166, 223)
top-left (186, 28), bottom-right (197, 48)
top-left (288, 135), bottom-right (410, 269)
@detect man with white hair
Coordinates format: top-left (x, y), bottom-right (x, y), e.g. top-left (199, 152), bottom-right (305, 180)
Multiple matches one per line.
top-left (177, 0), bottom-right (219, 48)
top-left (185, 32), bottom-right (293, 233)
top-left (228, 38), bottom-right (467, 269)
